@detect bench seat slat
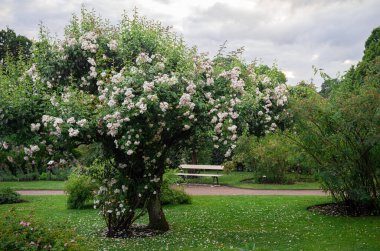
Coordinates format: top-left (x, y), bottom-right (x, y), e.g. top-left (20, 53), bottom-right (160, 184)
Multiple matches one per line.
top-left (180, 164), bottom-right (223, 170)
top-left (176, 173), bottom-right (223, 177)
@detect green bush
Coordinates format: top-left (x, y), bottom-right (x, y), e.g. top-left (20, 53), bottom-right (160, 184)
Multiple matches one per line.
top-left (0, 167), bottom-right (17, 181)
top-left (51, 168), bottom-right (72, 181)
top-left (233, 133), bottom-right (314, 184)
top-left (0, 188), bottom-right (22, 204)
top-left (291, 88), bottom-right (380, 213)
top-left (0, 210), bottom-right (84, 250)
top-left (161, 185), bottom-right (191, 205)
top-left (222, 160), bottom-right (236, 174)
top-left (39, 172), bottom-right (48, 180)
top-left (64, 174), bottom-right (96, 209)
top-left (161, 170), bottom-right (191, 205)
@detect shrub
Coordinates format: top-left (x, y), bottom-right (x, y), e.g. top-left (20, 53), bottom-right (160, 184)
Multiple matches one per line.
top-left (161, 170), bottom-right (191, 205)
top-left (222, 160), bottom-right (236, 173)
top-left (0, 210), bottom-right (84, 250)
top-left (39, 172), bottom-right (48, 180)
top-left (161, 186), bottom-right (191, 205)
top-left (291, 88), bottom-right (380, 213)
top-left (235, 134), bottom-right (296, 184)
top-left (51, 167), bottom-right (72, 181)
top-left (64, 173), bottom-right (96, 209)
top-left (0, 167), bottom-right (17, 181)
top-left (0, 188), bottom-right (22, 204)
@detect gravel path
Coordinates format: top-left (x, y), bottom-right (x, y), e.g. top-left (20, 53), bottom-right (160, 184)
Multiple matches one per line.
top-left (17, 185), bottom-right (328, 196)
top-left (174, 184), bottom-right (328, 196)
top-left (17, 190), bottom-right (65, 195)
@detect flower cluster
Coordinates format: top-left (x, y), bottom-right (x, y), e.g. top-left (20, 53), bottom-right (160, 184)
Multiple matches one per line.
top-left (79, 31), bottom-right (98, 53)
top-left (251, 72), bottom-right (289, 134)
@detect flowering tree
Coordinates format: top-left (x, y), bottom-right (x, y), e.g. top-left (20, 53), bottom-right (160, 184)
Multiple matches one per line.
top-left (182, 56), bottom-right (290, 165)
top-left (237, 63), bottom-right (289, 136)
top-left (24, 10), bottom-right (247, 236)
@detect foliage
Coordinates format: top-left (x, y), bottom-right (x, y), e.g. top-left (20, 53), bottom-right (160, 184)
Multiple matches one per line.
top-left (290, 87), bottom-right (380, 213)
top-left (182, 57), bottom-right (290, 165)
top-left (236, 63), bottom-right (289, 137)
top-left (222, 160), bottom-right (236, 173)
top-left (160, 185), bottom-right (191, 205)
top-left (0, 49), bottom-right (74, 179)
top-left (0, 187), bottom-right (22, 204)
top-left (249, 133), bottom-right (292, 184)
top-left (64, 173), bottom-right (97, 209)
top-left (0, 209), bottom-right (84, 250)
top-left (0, 28), bottom-right (32, 62)
top-left (319, 78), bottom-right (339, 98)
top-left (232, 133), bottom-right (256, 172)
top-left (161, 169), bottom-right (191, 205)
top-left (330, 26), bottom-right (380, 94)
top-left (232, 132), bottom-right (313, 184)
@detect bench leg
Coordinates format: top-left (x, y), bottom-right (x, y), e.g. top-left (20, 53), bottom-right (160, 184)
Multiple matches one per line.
top-left (212, 176), bottom-right (219, 185)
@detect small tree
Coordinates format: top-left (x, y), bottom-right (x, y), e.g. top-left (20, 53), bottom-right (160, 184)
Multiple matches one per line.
top-left (28, 10), bottom-right (247, 236)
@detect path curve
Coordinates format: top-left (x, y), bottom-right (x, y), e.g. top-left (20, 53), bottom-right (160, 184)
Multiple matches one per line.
top-left (17, 185), bottom-right (328, 196)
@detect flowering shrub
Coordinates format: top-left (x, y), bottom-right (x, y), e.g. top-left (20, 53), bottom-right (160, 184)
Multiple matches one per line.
top-left (0, 56), bottom-right (74, 180)
top-left (22, 9), bottom-right (250, 236)
top-left (237, 64), bottom-right (289, 136)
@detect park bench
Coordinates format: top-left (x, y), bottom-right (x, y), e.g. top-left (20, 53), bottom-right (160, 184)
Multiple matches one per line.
top-left (176, 164), bottom-right (224, 184)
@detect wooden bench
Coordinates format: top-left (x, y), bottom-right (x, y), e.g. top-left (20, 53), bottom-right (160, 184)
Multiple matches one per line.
top-left (176, 164), bottom-right (223, 184)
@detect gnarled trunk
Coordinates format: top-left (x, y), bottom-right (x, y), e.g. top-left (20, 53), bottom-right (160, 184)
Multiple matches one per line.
top-left (147, 193), bottom-right (169, 231)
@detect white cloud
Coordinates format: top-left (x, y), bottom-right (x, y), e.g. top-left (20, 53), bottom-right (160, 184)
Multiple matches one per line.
top-left (283, 71), bottom-right (295, 80)
top-left (0, 0), bottom-right (379, 86)
top-left (343, 59), bottom-right (358, 65)
top-left (311, 54), bottom-right (319, 61)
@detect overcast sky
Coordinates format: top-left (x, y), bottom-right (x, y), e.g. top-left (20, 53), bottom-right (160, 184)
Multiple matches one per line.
top-left (1, 0), bottom-right (379, 86)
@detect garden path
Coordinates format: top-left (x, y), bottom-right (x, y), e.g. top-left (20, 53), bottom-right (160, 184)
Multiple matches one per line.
top-left (17, 184), bottom-right (328, 196)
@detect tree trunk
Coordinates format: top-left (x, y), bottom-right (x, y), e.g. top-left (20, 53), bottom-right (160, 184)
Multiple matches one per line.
top-left (147, 194), bottom-right (169, 231)
top-left (191, 148), bottom-right (198, 164)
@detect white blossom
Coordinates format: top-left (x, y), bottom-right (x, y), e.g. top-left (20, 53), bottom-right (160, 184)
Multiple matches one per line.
top-left (107, 40), bottom-right (118, 50)
top-left (31, 123), bottom-right (41, 132)
top-left (77, 119), bottom-right (87, 127)
top-left (68, 128), bottom-right (79, 137)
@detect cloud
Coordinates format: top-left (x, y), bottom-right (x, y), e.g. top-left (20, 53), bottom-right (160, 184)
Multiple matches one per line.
top-left (0, 0), bottom-right (379, 86)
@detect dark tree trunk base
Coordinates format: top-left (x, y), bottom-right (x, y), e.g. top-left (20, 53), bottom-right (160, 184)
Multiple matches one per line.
top-left (147, 194), bottom-right (170, 231)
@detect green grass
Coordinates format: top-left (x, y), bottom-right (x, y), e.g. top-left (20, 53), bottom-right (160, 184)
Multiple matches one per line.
top-left (0, 181), bottom-right (65, 190)
top-left (182, 171), bottom-right (321, 190)
top-left (1, 195), bottom-right (379, 250)
top-left (0, 173), bottom-right (321, 191)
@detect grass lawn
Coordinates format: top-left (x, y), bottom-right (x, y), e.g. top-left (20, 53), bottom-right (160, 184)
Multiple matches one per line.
top-left (1, 195), bottom-right (379, 250)
top-left (0, 180), bottom-right (65, 190)
top-left (0, 172), bottom-right (321, 191)
top-left (181, 171), bottom-right (321, 190)
top-left (0, 177), bottom-right (320, 191)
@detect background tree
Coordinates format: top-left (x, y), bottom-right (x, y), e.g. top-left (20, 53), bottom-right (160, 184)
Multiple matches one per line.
top-left (0, 28), bottom-right (32, 62)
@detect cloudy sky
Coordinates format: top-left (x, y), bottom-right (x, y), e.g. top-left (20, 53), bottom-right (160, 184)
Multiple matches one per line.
top-left (1, 0), bottom-right (379, 86)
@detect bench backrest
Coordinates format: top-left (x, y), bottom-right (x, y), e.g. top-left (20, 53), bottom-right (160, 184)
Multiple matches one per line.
top-left (180, 164), bottom-right (223, 171)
